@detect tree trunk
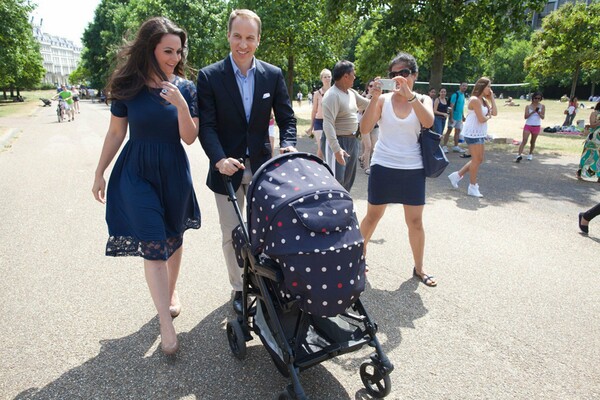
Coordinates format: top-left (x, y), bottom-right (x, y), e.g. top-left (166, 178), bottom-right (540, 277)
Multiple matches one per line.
top-left (287, 54), bottom-right (294, 100)
top-left (570, 63), bottom-right (580, 98)
top-left (429, 36), bottom-right (445, 90)
top-left (591, 82), bottom-right (595, 98)
top-left (2, 90), bottom-right (6, 100)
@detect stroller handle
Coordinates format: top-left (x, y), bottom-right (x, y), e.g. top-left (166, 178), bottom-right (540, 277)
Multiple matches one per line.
top-left (221, 164), bottom-right (250, 245)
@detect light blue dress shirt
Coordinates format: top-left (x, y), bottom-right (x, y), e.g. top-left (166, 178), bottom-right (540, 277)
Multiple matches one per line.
top-left (230, 53), bottom-right (256, 123)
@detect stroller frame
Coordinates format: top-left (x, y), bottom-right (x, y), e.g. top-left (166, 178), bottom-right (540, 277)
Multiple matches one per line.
top-left (223, 153), bottom-right (394, 400)
top-left (56, 99), bottom-right (65, 122)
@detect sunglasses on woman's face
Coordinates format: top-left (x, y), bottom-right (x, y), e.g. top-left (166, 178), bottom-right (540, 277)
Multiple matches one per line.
top-left (533, 97), bottom-right (542, 100)
top-left (388, 69), bottom-right (412, 78)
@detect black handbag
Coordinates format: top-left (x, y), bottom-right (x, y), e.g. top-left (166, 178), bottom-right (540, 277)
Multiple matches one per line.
top-left (419, 127), bottom-right (449, 178)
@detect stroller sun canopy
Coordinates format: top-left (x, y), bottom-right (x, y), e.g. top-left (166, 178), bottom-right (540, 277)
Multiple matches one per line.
top-left (245, 153), bottom-right (366, 317)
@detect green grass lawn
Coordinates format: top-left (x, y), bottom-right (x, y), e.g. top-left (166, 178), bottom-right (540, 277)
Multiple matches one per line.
top-left (0, 89), bottom-right (56, 118)
top-left (0, 89), bottom-right (56, 138)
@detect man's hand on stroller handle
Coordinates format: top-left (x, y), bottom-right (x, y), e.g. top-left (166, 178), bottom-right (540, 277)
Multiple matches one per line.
top-left (216, 157), bottom-right (245, 176)
top-left (279, 146), bottom-right (298, 154)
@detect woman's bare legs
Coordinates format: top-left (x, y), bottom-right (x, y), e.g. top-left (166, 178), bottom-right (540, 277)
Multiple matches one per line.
top-left (144, 258), bottom-right (178, 354)
top-left (458, 143), bottom-right (484, 185)
top-left (167, 247), bottom-right (182, 316)
top-left (361, 133), bottom-right (373, 170)
top-left (518, 130), bottom-right (530, 156)
top-left (404, 205), bottom-right (424, 271)
top-left (314, 130), bottom-right (324, 159)
top-left (529, 133), bottom-right (538, 155)
top-left (359, 203), bottom-right (387, 257)
top-left (405, 204), bottom-right (436, 285)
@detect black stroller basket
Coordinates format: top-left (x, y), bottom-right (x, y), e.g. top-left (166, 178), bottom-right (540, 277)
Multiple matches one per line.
top-left (224, 153), bottom-right (393, 400)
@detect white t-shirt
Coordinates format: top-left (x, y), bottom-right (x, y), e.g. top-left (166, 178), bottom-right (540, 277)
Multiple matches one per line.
top-left (371, 93), bottom-right (423, 170)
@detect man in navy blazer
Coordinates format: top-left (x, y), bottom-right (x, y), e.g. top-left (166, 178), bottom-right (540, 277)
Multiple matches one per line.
top-left (197, 9), bottom-right (297, 314)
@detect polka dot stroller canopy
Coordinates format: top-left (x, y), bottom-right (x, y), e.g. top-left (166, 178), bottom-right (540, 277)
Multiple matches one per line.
top-left (242, 152), bottom-right (366, 317)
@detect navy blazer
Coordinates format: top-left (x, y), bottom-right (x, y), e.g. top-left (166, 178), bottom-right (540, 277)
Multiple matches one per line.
top-left (197, 56), bottom-right (297, 195)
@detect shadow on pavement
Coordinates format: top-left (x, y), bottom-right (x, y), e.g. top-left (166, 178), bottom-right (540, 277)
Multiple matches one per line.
top-left (14, 303), bottom-right (349, 400)
top-left (326, 277), bottom-right (427, 399)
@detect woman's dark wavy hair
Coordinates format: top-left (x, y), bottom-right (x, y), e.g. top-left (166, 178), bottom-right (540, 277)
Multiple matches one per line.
top-left (388, 52), bottom-right (418, 74)
top-left (107, 17), bottom-right (188, 101)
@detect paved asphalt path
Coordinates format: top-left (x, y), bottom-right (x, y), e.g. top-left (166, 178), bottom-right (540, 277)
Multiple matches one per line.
top-left (1, 100), bottom-right (599, 400)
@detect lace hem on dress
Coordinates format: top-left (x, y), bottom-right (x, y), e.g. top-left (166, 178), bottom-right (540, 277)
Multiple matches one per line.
top-left (106, 218), bottom-right (200, 260)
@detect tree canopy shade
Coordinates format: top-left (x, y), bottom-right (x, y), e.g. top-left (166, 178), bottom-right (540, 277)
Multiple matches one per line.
top-left (0, 0), bottom-right (45, 96)
top-left (327, 0), bottom-right (546, 88)
top-left (525, 1), bottom-right (600, 98)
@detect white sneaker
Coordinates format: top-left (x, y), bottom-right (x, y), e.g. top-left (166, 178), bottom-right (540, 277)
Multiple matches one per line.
top-left (452, 146), bottom-right (466, 153)
top-left (448, 171), bottom-right (462, 188)
top-left (527, 154), bottom-right (533, 161)
top-left (515, 154), bottom-right (523, 163)
top-left (442, 146), bottom-right (449, 153)
top-left (468, 184), bottom-right (483, 197)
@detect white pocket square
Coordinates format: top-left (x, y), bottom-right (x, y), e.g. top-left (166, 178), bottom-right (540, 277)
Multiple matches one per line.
top-left (262, 93), bottom-right (270, 99)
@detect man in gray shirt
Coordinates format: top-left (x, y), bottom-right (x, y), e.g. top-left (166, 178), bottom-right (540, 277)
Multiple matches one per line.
top-left (322, 60), bottom-right (369, 191)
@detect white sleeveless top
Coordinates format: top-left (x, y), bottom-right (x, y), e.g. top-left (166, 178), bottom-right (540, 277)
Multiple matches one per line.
top-left (525, 106), bottom-right (542, 126)
top-left (462, 102), bottom-right (489, 138)
top-left (371, 93), bottom-right (423, 169)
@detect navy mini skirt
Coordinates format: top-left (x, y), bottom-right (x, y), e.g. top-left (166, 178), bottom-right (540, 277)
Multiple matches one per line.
top-left (368, 164), bottom-right (426, 206)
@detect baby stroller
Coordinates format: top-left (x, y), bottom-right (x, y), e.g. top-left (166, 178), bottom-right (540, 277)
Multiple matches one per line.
top-left (40, 98), bottom-right (52, 107)
top-left (225, 152), bottom-right (393, 400)
top-left (56, 99), bottom-right (65, 122)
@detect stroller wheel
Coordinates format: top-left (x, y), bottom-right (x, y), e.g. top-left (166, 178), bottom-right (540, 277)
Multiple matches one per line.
top-left (226, 319), bottom-right (247, 359)
top-left (360, 361), bottom-right (392, 398)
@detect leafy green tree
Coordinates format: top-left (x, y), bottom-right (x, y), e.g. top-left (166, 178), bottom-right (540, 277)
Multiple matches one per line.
top-left (484, 36), bottom-right (533, 85)
top-left (69, 62), bottom-right (92, 86)
top-left (230, 0), bottom-right (359, 97)
top-left (81, 0), bottom-right (129, 90)
top-left (111, 0), bottom-right (230, 71)
top-left (525, 2), bottom-right (600, 98)
top-left (328, 0), bottom-right (546, 89)
top-left (0, 0), bottom-right (44, 98)
top-left (82, 0), bottom-right (229, 90)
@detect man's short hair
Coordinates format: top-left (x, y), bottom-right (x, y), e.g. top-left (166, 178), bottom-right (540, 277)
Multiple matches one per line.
top-left (228, 9), bottom-right (261, 35)
top-left (332, 60), bottom-right (354, 82)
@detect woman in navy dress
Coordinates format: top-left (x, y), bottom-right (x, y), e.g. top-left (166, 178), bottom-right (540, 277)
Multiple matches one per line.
top-left (92, 17), bottom-right (200, 355)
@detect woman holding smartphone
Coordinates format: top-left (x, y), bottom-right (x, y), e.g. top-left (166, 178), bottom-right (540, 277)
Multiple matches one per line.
top-left (516, 92), bottom-right (545, 162)
top-left (448, 77), bottom-right (497, 197)
top-left (359, 52), bottom-right (437, 287)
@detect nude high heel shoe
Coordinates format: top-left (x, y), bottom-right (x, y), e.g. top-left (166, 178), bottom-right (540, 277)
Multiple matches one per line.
top-left (169, 290), bottom-right (181, 318)
top-left (160, 321), bottom-right (179, 356)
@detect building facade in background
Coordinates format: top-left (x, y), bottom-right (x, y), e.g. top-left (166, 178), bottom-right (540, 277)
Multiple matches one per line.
top-left (530, 0), bottom-right (594, 29)
top-left (31, 19), bottom-right (81, 86)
